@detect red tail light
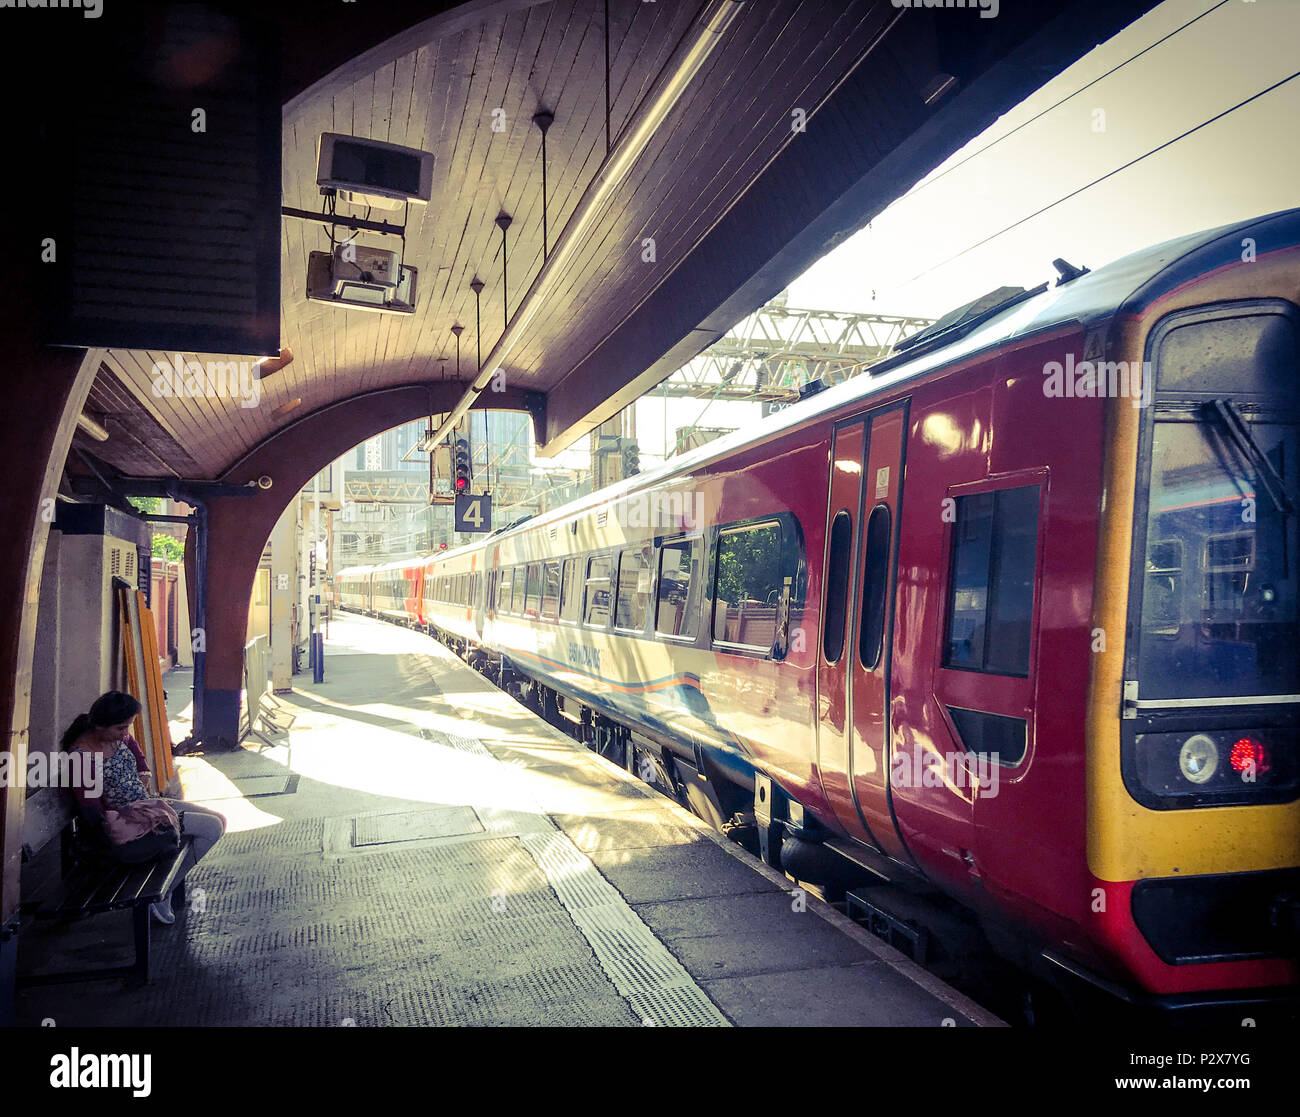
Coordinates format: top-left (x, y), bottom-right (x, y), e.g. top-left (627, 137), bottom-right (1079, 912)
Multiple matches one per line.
top-left (1229, 737), bottom-right (1270, 775)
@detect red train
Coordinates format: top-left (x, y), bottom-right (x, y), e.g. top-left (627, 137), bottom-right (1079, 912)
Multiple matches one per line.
top-left (338, 209), bottom-right (1300, 1019)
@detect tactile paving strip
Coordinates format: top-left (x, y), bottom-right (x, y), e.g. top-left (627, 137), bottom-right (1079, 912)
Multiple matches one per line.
top-left (216, 818), bottom-right (324, 856)
top-left (519, 830), bottom-right (730, 1027)
top-left (405, 726), bottom-right (728, 1026)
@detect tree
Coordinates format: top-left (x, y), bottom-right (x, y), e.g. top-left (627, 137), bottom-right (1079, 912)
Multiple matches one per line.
top-left (152, 534), bottom-right (185, 562)
top-left (716, 527), bottom-right (783, 605)
top-left (128, 498), bottom-right (186, 562)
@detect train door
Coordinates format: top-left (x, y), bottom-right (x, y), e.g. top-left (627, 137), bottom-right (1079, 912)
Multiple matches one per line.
top-left (847, 403), bottom-right (911, 864)
top-left (471, 555), bottom-right (485, 638)
top-left (816, 403), bottom-right (912, 861)
top-left (816, 415), bottom-right (878, 847)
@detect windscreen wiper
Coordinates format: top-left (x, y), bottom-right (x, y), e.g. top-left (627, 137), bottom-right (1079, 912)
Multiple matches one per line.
top-left (1206, 398), bottom-right (1296, 515)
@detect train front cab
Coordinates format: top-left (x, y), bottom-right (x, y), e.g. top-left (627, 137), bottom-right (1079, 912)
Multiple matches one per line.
top-left (1087, 239), bottom-right (1300, 1018)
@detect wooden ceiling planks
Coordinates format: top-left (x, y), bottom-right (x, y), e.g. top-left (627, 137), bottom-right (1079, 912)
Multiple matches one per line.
top-left (495, 0), bottom-right (681, 370)
top-left (519, 1), bottom-right (807, 377)
top-left (514, 0), bottom-right (878, 387)
top-left (631, 1), bottom-right (872, 293)
top-left (81, 369), bottom-right (200, 479)
top-left (475, 0), bottom-right (641, 381)
top-left (85, 0), bottom-right (938, 481)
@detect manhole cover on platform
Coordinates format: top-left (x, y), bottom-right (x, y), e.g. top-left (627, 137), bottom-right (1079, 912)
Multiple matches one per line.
top-left (352, 806), bottom-right (483, 847)
top-left (199, 773), bottom-right (299, 799)
top-left (234, 774), bottom-right (297, 796)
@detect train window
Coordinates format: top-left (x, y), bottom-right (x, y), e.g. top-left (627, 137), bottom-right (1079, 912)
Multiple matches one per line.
top-left (583, 555), bottom-right (612, 627)
top-left (1138, 413), bottom-right (1298, 700)
top-left (615, 546), bottom-right (652, 632)
top-left (822, 511), bottom-right (853, 663)
top-left (713, 521), bottom-right (784, 650)
top-left (510, 566), bottom-right (525, 614)
top-left (858, 504), bottom-right (892, 671)
top-left (541, 562), bottom-right (561, 619)
top-left (560, 558), bottom-right (580, 622)
top-left (943, 485), bottom-right (1040, 676)
top-left (524, 564), bottom-right (542, 616)
top-left (656, 538), bottom-right (701, 639)
top-left (495, 570), bottom-right (510, 612)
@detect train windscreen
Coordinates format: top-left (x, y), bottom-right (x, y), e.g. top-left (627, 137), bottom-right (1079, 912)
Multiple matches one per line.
top-left (1136, 308), bottom-right (1300, 701)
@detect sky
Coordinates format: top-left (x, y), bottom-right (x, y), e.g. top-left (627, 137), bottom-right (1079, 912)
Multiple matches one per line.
top-left (540, 0), bottom-right (1300, 473)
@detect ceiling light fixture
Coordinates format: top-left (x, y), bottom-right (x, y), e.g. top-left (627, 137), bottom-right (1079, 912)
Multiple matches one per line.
top-left (77, 412), bottom-right (110, 441)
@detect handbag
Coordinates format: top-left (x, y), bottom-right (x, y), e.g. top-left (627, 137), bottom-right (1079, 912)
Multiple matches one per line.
top-left (102, 800), bottom-right (181, 863)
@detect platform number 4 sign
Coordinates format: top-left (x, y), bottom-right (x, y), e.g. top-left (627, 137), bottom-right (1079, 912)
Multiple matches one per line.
top-left (455, 492), bottom-right (492, 533)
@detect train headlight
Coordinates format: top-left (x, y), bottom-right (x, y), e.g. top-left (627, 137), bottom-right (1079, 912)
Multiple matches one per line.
top-left (1178, 734), bottom-right (1218, 784)
top-left (1125, 727), bottom-right (1298, 809)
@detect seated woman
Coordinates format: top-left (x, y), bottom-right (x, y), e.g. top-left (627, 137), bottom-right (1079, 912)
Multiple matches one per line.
top-left (61, 690), bottom-right (226, 925)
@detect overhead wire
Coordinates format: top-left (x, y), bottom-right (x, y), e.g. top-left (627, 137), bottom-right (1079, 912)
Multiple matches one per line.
top-left (897, 0), bottom-right (1231, 206)
top-left (898, 69), bottom-right (1300, 289)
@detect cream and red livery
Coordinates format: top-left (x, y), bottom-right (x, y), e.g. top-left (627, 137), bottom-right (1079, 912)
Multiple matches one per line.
top-left (338, 210), bottom-right (1300, 1016)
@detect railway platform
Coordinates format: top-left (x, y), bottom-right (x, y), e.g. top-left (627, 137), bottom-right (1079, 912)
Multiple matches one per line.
top-left (13, 614), bottom-right (1001, 1027)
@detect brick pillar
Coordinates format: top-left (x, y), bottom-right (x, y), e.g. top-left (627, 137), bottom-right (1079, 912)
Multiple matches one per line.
top-left (0, 294), bottom-right (97, 927)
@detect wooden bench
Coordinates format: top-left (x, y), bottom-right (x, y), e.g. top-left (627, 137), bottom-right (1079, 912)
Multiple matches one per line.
top-left (18, 789), bottom-right (193, 985)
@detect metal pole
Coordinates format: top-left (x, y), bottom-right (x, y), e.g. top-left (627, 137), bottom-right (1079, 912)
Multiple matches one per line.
top-left (192, 502), bottom-right (208, 740)
top-left (604, 0), bottom-right (610, 157)
top-left (313, 469), bottom-right (321, 664)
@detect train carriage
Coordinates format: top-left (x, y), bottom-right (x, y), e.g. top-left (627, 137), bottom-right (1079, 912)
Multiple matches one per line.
top-left (335, 566), bottom-right (373, 613)
top-left (420, 548), bottom-right (484, 650)
top-left (348, 209), bottom-right (1300, 1016)
top-left (370, 559), bottom-right (423, 625)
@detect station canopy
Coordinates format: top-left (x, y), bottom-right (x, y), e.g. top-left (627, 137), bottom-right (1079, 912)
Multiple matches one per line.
top-left (56, 0), bottom-right (1156, 482)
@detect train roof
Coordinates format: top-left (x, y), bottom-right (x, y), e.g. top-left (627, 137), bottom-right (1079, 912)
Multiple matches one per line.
top-left (427, 208), bottom-right (1300, 561)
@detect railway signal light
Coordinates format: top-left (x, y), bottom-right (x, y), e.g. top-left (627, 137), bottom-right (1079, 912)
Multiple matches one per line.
top-left (622, 439), bottom-right (640, 476)
top-left (453, 436), bottom-right (472, 493)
